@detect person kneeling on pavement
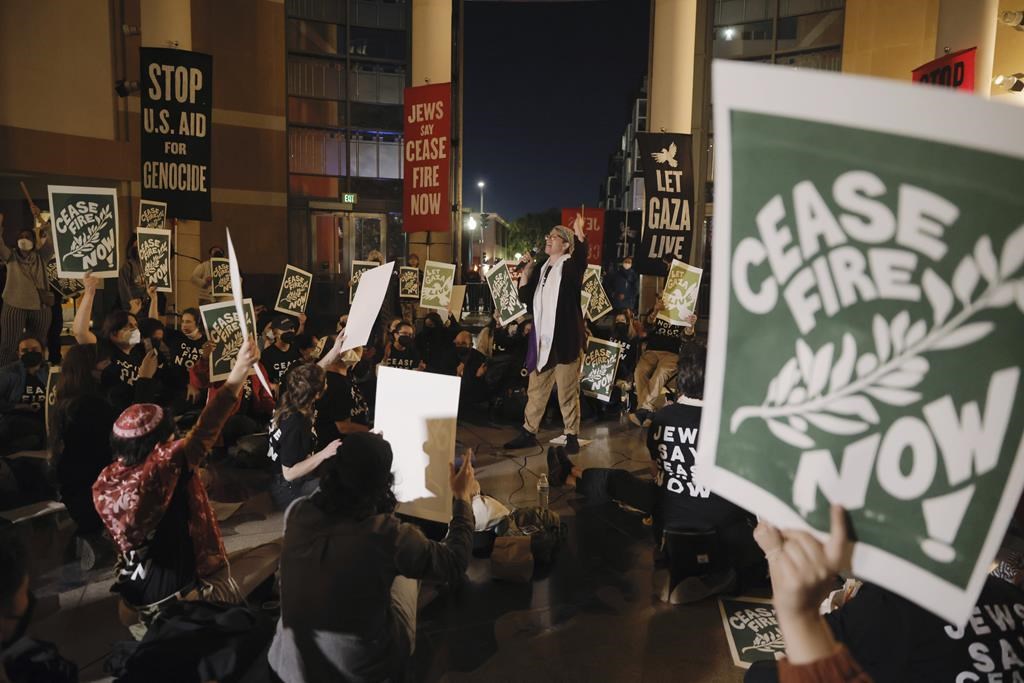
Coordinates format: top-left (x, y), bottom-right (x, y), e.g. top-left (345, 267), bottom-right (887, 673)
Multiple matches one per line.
top-left (92, 338), bottom-right (261, 640)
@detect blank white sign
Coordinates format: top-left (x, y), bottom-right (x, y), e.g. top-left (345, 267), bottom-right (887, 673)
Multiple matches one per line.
top-left (343, 261), bottom-right (395, 352)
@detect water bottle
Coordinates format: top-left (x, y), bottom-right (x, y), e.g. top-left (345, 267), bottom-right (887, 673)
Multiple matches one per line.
top-left (537, 474), bottom-right (549, 511)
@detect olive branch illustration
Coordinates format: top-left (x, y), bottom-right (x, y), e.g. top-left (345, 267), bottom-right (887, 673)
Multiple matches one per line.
top-left (63, 205), bottom-right (112, 262)
top-left (731, 228), bottom-right (1024, 449)
top-left (741, 631), bottom-right (786, 654)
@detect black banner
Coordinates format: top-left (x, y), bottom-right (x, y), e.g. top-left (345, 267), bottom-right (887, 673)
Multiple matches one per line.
top-left (602, 210), bottom-right (642, 267)
top-left (635, 132), bottom-right (694, 276)
top-left (140, 48), bottom-right (212, 221)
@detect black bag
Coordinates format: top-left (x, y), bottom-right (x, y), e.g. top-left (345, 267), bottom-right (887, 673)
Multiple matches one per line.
top-left (498, 507), bottom-right (565, 566)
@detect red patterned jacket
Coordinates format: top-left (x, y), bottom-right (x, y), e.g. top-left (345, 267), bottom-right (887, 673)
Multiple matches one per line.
top-left (92, 384), bottom-right (238, 581)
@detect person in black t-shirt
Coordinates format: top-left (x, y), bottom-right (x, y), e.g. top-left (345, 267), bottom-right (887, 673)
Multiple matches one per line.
top-left (262, 316), bottom-right (301, 390)
top-left (0, 335), bottom-right (50, 454)
top-left (380, 322), bottom-right (424, 372)
top-left (164, 307), bottom-right (206, 407)
top-left (454, 331), bottom-right (488, 417)
top-left (315, 345), bottom-right (370, 445)
top-left (629, 300), bottom-right (696, 427)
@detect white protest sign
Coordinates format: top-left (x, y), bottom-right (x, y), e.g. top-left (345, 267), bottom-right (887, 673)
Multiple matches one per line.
top-left (226, 227), bottom-right (272, 395)
top-left (449, 284), bottom-right (467, 322)
top-left (343, 261), bottom-right (396, 352)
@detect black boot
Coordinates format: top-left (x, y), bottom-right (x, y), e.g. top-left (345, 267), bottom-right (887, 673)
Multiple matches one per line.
top-left (564, 434), bottom-right (580, 455)
top-left (503, 428), bottom-right (537, 450)
top-left (556, 446), bottom-right (574, 474)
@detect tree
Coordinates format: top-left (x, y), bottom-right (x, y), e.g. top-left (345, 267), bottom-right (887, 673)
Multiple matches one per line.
top-left (506, 208), bottom-right (561, 257)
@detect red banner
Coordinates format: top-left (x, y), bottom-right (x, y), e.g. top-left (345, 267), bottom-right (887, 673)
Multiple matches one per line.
top-left (561, 207), bottom-right (605, 266)
top-left (403, 83), bottom-right (451, 232)
top-left (912, 48), bottom-right (976, 91)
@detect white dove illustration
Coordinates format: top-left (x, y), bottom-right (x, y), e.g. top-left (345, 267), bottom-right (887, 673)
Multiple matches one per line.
top-left (651, 142), bottom-right (678, 168)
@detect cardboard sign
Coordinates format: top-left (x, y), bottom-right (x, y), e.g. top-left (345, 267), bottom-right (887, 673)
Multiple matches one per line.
top-left (420, 260), bottom-right (456, 311)
top-left (138, 199), bottom-right (167, 229)
top-left (657, 259), bottom-right (702, 326)
top-left (449, 284), bottom-right (467, 322)
top-left (375, 366), bottom-right (460, 523)
top-left (350, 260), bottom-right (378, 304)
top-left (485, 258), bottom-right (527, 326)
top-left (704, 60), bottom-right (1024, 626)
top-left (635, 132), bottom-right (694, 276)
top-left (47, 185), bottom-right (120, 278)
top-left (581, 290), bottom-right (591, 316)
top-left (136, 228), bottom-right (173, 292)
top-left (718, 597), bottom-right (785, 669)
top-left (343, 261), bottom-right (396, 352)
top-left (45, 366), bottom-right (60, 438)
top-left (580, 337), bottom-right (622, 402)
top-left (210, 257), bottom-right (232, 296)
top-left (274, 264), bottom-right (313, 316)
top-left (44, 256), bottom-right (85, 299)
top-left (913, 47), bottom-right (976, 91)
top-left (403, 82), bottom-right (451, 233)
top-left (225, 228), bottom-right (272, 395)
top-left (561, 207), bottom-right (605, 265)
top-left (140, 47), bottom-right (213, 221)
top-left (199, 298), bottom-right (256, 381)
top-left (399, 266), bottom-right (421, 299)
top-left (582, 265), bottom-right (613, 322)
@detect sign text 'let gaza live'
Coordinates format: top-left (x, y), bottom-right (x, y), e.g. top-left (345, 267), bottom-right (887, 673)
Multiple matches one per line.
top-left (403, 83), bottom-right (451, 233)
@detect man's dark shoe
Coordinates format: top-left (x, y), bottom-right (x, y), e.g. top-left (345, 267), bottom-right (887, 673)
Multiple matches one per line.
top-left (564, 434), bottom-right (580, 455)
top-left (503, 428), bottom-right (537, 450)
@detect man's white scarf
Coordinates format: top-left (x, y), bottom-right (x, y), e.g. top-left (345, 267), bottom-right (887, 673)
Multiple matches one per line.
top-left (533, 253), bottom-right (567, 370)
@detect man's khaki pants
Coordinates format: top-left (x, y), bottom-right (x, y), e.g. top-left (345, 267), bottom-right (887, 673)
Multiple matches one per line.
top-left (523, 355), bottom-right (582, 436)
top-left (634, 350), bottom-right (678, 411)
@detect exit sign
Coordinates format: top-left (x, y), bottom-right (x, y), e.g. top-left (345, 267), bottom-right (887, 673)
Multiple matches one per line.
top-left (342, 193), bottom-right (358, 204)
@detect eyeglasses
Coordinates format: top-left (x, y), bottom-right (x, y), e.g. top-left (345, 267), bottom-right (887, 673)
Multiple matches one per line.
top-left (545, 233), bottom-right (567, 242)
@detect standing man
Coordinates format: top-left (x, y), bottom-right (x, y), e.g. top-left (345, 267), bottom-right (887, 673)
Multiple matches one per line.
top-left (190, 245), bottom-right (226, 305)
top-left (504, 214), bottom-right (587, 454)
top-left (603, 256), bottom-right (638, 313)
top-left (0, 211), bottom-right (53, 366)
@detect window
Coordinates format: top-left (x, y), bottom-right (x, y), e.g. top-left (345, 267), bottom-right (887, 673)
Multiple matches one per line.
top-left (287, 57), bottom-right (346, 100)
top-left (713, 0), bottom-right (844, 71)
top-left (287, 18), bottom-right (344, 56)
top-left (287, 0), bottom-right (344, 24)
top-left (289, 127), bottom-right (347, 176)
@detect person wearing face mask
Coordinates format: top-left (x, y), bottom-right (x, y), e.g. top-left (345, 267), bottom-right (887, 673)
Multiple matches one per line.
top-left (262, 316), bottom-right (302, 389)
top-left (603, 257), bottom-right (639, 313)
top-left (0, 336), bottom-right (49, 455)
top-left (381, 322), bottom-right (424, 371)
top-left (0, 217), bottom-right (54, 367)
top-left (415, 311), bottom-right (462, 373)
top-left (190, 245), bottom-right (227, 305)
top-left (315, 341), bottom-right (370, 445)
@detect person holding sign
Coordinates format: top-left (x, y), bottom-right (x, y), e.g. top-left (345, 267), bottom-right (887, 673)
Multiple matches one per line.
top-left (190, 245), bottom-right (226, 305)
top-left (629, 300), bottom-right (696, 428)
top-left (0, 335), bottom-right (50, 455)
top-left (503, 214), bottom-right (588, 454)
top-left (0, 213), bottom-right (54, 366)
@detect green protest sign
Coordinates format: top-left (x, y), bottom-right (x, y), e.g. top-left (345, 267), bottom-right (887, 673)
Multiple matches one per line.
top-left (44, 256), bottom-right (85, 300)
top-left (582, 265), bottom-right (613, 321)
top-left (399, 266), bottom-right (421, 300)
top-left (350, 260), bottom-right (378, 304)
top-left (485, 259), bottom-right (527, 326)
top-left (210, 257), bottom-right (232, 296)
top-left (275, 264), bottom-right (313, 316)
top-left (580, 337), bottom-right (622, 402)
top-left (703, 61), bottom-right (1024, 626)
top-left (138, 199), bottom-right (167, 229)
top-left (658, 259), bottom-right (702, 326)
top-left (420, 260), bottom-right (456, 311)
top-left (47, 185), bottom-right (120, 278)
top-left (717, 597), bottom-right (785, 669)
top-left (200, 298), bottom-right (256, 381)
top-left (137, 228), bottom-right (173, 292)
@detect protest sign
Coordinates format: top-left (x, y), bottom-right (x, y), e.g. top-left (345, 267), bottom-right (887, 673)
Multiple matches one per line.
top-left (912, 47), bottom-right (976, 91)
top-left (449, 284), bottom-right (467, 322)
top-left (136, 228), bottom-right (173, 292)
top-left (657, 259), bottom-right (702, 326)
top-left (580, 337), bottom-right (622, 402)
top-left (581, 290), bottom-right (591, 316)
top-left (47, 185), bottom-right (119, 278)
top-left (138, 199), bottom-right (167, 229)
top-left (274, 264), bottom-right (313, 316)
top-left (199, 298), bottom-right (256, 381)
top-left (45, 366), bottom-right (60, 438)
top-left (375, 366), bottom-right (460, 523)
top-left (702, 60), bottom-right (1024, 626)
top-left (718, 597), bottom-right (785, 668)
top-left (582, 265), bottom-right (613, 321)
top-left (343, 262), bottom-right (395, 352)
top-left (420, 260), bottom-right (456, 311)
top-left (225, 228), bottom-right (272, 395)
top-left (561, 207), bottom-right (605, 265)
top-left (635, 132), bottom-right (694, 276)
top-left (399, 266), bottom-right (421, 299)
top-left (403, 83), bottom-right (451, 232)
top-left (350, 260), bottom-right (378, 304)
top-left (140, 48), bottom-right (212, 221)
top-left (44, 256), bottom-right (85, 300)
top-left (210, 257), bottom-right (231, 296)
top-left (485, 259), bottom-right (527, 326)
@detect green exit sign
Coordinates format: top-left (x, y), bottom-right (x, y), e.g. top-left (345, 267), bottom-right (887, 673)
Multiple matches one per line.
top-left (342, 193), bottom-right (358, 204)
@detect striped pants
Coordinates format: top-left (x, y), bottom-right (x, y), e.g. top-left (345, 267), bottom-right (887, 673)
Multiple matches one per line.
top-left (0, 303), bottom-right (52, 365)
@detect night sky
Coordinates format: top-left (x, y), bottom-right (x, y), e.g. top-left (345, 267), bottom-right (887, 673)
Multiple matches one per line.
top-left (463, 0), bottom-right (651, 221)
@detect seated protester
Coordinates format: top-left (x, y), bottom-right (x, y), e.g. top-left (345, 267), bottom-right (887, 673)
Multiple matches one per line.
top-left (136, 317), bottom-right (178, 407)
top-left (594, 311), bottom-right (641, 418)
top-left (629, 303), bottom-right (695, 427)
top-left (427, 316), bottom-right (466, 376)
top-left (267, 333), bottom-right (347, 510)
top-left (454, 331), bottom-right (488, 415)
top-left (315, 344), bottom-right (370, 445)
top-left (262, 316), bottom-right (302, 390)
top-left (415, 311), bottom-right (447, 370)
top-left (293, 333), bottom-right (319, 364)
top-left (0, 336), bottom-right (49, 455)
top-left (0, 532), bottom-right (78, 683)
top-left (92, 339), bottom-right (261, 639)
top-left (267, 433), bottom-right (476, 683)
top-left (163, 307), bottom-right (206, 411)
top-left (484, 317), bottom-right (531, 397)
top-left (380, 321), bottom-right (424, 372)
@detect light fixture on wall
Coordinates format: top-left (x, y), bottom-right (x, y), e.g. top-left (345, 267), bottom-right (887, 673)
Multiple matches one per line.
top-left (993, 73), bottom-right (1024, 93)
top-left (114, 80), bottom-right (140, 97)
top-left (999, 11), bottom-right (1024, 31)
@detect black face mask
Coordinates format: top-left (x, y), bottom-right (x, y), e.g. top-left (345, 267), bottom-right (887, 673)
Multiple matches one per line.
top-left (614, 323), bottom-right (629, 337)
top-left (2, 591), bottom-right (35, 648)
top-left (397, 335), bottom-right (413, 348)
top-left (456, 347), bottom-right (471, 360)
top-left (280, 332), bottom-right (295, 344)
top-left (20, 351), bottom-right (43, 368)
top-left (211, 251), bottom-right (224, 259)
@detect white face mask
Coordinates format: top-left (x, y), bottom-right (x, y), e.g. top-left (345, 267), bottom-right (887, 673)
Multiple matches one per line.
top-left (17, 239), bottom-right (34, 252)
top-left (128, 329), bottom-right (141, 346)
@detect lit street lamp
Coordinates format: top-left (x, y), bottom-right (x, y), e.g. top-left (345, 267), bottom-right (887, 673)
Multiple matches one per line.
top-left (477, 180), bottom-right (485, 214)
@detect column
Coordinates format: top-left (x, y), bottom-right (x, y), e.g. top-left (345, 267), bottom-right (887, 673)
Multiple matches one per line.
top-left (936, 0), bottom-right (999, 97)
